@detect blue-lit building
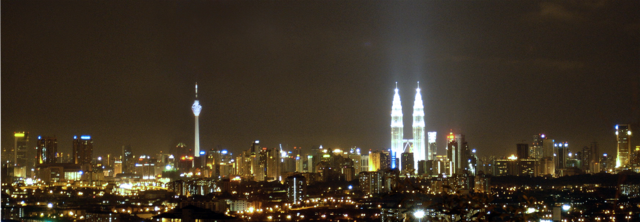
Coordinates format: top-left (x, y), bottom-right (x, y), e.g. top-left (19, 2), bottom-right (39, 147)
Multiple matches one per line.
top-left (73, 135), bottom-right (93, 170)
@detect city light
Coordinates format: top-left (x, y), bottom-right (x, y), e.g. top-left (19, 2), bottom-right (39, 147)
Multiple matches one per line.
top-left (414, 210), bottom-right (425, 221)
top-left (2, 4), bottom-right (631, 222)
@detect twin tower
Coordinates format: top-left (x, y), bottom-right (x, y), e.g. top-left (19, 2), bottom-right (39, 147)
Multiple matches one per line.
top-left (391, 82), bottom-right (425, 173)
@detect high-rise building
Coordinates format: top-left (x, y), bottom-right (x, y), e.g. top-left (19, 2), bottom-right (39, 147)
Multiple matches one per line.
top-left (36, 136), bottom-right (57, 165)
top-left (114, 160), bottom-right (123, 175)
top-left (251, 140), bottom-right (260, 155)
top-left (266, 147), bottom-right (281, 181)
top-left (122, 145), bottom-right (132, 173)
top-left (581, 142), bottom-right (599, 173)
top-left (412, 83), bottom-right (425, 174)
top-left (294, 147), bottom-right (304, 172)
top-left (554, 142), bottom-right (568, 170)
top-left (360, 153), bottom-right (369, 172)
top-left (14, 132), bottom-right (29, 167)
top-left (428, 132), bottom-right (437, 161)
top-left (530, 134), bottom-right (547, 159)
top-left (359, 171), bottom-right (384, 195)
top-left (401, 152), bottom-right (414, 173)
top-left (369, 150), bottom-right (388, 172)
top-left (390, 84), bottom-right (403, 170)
top-left (192, 83), bottom-right (202, 158)
top-left (73, 135), bottom-right (93, 169)
top-left (517, 143), bottom-right (529, 159)
top-left (538, 134), bottom-right (555, 158)
top-left (616, 124), bottom-right (632, 168)
top-left (347, 148), bottom-right (362, 175)
top-left (286, 175), bottom-right (306, 205)
top-left (175, 143), bottom-right (190, 158)
top-left (446, 131), bottom-right (470, 175)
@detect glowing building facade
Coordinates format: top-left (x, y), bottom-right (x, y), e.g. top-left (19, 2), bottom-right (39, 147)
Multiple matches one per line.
top-left (616, 124), bottom-right (632, 168)
top-left (390, 84), bottom-right (403, 170)
top-left (122, 145), bottom-right (132, 173)
top-left (14, 132), bottom-right (29, 167)
top-left (428, 131), bottom-right (437, 161)
top-left (390, 82), bottom-right (430, 173)
top-left (412, 83), bottom-right (425, 173)
top-left (36, 136), bottom-right (57, 165)
top-left (192, 83), bottom-right (202, 158)
top-left (73, 135), bottom-right (93, 171)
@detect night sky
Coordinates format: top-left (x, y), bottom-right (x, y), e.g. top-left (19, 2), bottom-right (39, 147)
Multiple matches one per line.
top-left (3, 1), bottom-right (639, 158)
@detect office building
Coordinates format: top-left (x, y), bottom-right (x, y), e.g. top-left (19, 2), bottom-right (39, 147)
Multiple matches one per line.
top-left (530, 134), bottom-right (546, 159)
top-left (14, 132), bottom-right (29, 167)
top-left (517, 143), bottom-right (529, 159)
top-left (616, 124), bottom-right (632, 168)
top-left (369, 150), bottom-right (388, 172)
top-left (582, 142), bottom-right (599, 173)
top-left (390, 84), bottom-right (404, 170)
top-left (286, 175), bottom-right (306, 205)
top-left (73, 135), bottom-right (93, 167)
top-left (294, 147), bottom-right (304, 172)
top-left (390, 82), bottom-right (429, 173)
top-left (36, 136), bottom-right (57, 165)
top-left (446, 131), bottom-right (471, 175)
top-left (412, 82), bottom-right (426, 174)
top-left (122, 145), bottom-right (132, 173)
top-left (401, 152), bottom-right (414, 173)
top-left (428, 131), bottom-right (437, 161)
top-left (359, 171), bottom-right (384, 195)
top-left (554, 142), bottom-right (568, 170)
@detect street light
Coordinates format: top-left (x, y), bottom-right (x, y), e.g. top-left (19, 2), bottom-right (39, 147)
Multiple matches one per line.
top-left (414, 209), bottom-right (425, 222)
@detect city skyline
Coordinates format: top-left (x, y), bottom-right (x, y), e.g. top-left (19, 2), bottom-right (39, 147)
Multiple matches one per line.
top-left (3, 1), bottom-right (640, 158)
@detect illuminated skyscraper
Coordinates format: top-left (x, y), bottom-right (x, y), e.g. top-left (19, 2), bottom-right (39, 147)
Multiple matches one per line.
top-left (412, 82), bottom-right (425, 174)
top-left (428, 132), bottom-right (437, 161)
top-left (73, 135), bottom-right (93, 169)
top-left (14, 132), bottom-right (29, 167)
top-left (36, 136), bottom-right (57, 165)
top-left (390, 83), bottom-right (403, 170)
top-left (122, 145), bottom-right (132, 173)
top-left (554, 142), bottom-right (568, 170)
top-left (446, 131), bottom-right (470, 175)
top-left (616, 124), bottom-right (632, 168)
top-left (192, 83), bottom-right (202, 158)
top-left (530, 134), bottom-right (546, 159)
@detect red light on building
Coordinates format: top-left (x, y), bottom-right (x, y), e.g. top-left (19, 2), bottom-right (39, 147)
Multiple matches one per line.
top-left (447, 131), bottom-right (455, 142)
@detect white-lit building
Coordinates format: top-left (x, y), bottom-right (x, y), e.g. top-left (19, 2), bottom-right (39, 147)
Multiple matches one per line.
top-left (616, 124), bottom-right (632, 168)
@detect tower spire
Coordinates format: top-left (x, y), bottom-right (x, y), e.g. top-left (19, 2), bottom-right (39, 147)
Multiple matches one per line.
top-left (412, 81), bottom-right (425, 174)
top-left (192, 82), bottom-right (202, 158)
top-left (391, 83), bottom-right (403, 170)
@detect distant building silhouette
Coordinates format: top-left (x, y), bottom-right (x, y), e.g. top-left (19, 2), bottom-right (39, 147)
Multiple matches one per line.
top-left (36, 136), bottom-right (57, 165)
top-left (615, 124), bottom-right (632, 168)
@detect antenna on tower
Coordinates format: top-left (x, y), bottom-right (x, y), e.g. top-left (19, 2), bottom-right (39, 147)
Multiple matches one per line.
top-left (417, 81), bottom-right (420, 88)
top-left (195, 82), bottom-right (198, 98)
top-left (395, 82), bottom-right (398, 89)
